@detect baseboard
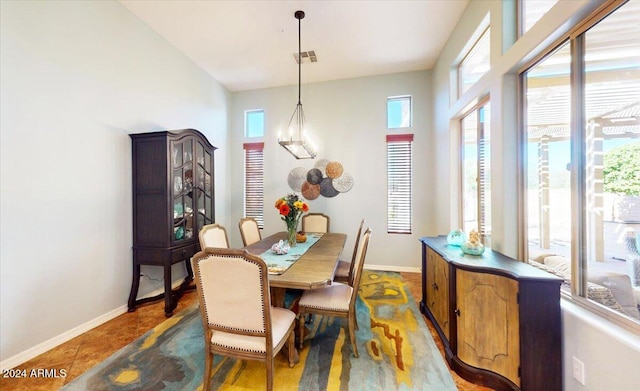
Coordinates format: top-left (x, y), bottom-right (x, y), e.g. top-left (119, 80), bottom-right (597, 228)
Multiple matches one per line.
top-left (364, 264), bottom-right (421, 273)
top-left (0, 281), bottom-right (184, 371)
top-left (0, 305), bottom-right (128, 371)
top-left (1, 267), bottom-right (417, 371)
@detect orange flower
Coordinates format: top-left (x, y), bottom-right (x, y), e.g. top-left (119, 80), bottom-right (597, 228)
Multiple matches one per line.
top-left (302, 203), bottom-right (309, 212)
top-left (275, 199), bottom-right (284, 208)
top-left (279, 204), bottom-right (290, 216)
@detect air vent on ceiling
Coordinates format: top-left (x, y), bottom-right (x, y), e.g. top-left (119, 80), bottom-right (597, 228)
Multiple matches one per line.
top-left (294, 51), bottom-right (317, 64)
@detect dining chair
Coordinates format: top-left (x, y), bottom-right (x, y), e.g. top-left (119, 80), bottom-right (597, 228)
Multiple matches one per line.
top-left (239, 217), bottom-right (262, 246)
top-left (192, 248), bottom-right (297, 391)
top-left (198, 224), bottom-right (230, 249)
top-left (334, 219), bottom-right (365, 284)
top-left (297, 228), bottom-right (372, 357)
top-left (301, 212), bottom-right (330, 233)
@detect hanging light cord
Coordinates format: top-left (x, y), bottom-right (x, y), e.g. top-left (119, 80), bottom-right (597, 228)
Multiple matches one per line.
top-left (297, 11), bottom-right (303, 105)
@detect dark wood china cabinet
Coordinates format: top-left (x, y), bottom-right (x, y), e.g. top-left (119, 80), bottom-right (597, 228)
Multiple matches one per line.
top-left (128, 129), bottom-right (216, 316)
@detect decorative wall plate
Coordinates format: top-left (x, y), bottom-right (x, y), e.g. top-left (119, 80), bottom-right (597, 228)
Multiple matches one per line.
top-left (301, 181), bottom-right (320, 200)
top-left (320, 177), bottom-right (339, 197)
top-left (288, 167), bottom-right (307, 191)
top-left (314, 159), bottom-right (330, 175)
top-left (333, 173), bottom-right (354, 193)
top-left (306, 168), bottom-right (323, 185)
top-left (325, 161), bottom-right (344, 178)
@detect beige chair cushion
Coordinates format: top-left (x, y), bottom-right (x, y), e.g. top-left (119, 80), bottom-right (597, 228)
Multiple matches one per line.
top-left (210, 307), bottom-right (295, 353)
top-left (299, 282), bottom-right (352, 311)
top-left (200, 255), bottom-right (265, 331)
top-left (200, 226), bottom-right (229, 248)
top-left (303, 215), bottom-right (328, 233)
top-left (240, 219), bottom-right (261, 246)
top-left (334, 260), bottom-right (350, 278)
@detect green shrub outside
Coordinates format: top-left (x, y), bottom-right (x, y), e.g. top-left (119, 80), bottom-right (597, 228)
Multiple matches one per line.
top-left (603, 141), bottom-right (640, 196)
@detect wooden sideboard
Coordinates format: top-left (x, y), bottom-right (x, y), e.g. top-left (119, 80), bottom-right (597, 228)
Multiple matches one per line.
top-left (420, 236), bottom-right (563, 391)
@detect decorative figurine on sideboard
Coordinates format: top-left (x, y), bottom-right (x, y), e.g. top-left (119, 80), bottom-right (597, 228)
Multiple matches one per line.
top-left (461, 229), bottom-right (485, 255)
top-left (446, 229), bottom-right (467, 247)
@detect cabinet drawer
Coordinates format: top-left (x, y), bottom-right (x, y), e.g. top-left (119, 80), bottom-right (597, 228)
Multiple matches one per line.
top-left (172, 245), bottom-right (197, 263)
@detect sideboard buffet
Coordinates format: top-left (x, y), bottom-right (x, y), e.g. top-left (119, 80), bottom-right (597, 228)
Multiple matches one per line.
top-left (128, 129), bottom-right (216, 317)
top-left (420, 236), bottom-right (563, 391)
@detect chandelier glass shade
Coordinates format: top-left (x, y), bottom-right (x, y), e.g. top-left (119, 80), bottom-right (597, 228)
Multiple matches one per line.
top-left (278, 10), bottom-right (317, 159)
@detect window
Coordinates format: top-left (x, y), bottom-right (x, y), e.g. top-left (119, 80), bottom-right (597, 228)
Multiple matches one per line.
top-left (244, 143), bottom-right (264, 228)
top-left (461, 101), bottom-right (491, 246)
top-left (387, 134), bottom-right (413, 234)
top-left (387, 96), bottom-right (412, 129)
top-left (245, 110), bottom-right (264, 138)
top-left (524, 42), bottom-right (572, 261)
top-left (522, 0), bottom-right (640, 326)
top-left (520, 0), bottom-right (559, 36)
top-left (459, 27), bottom-right (490, 96)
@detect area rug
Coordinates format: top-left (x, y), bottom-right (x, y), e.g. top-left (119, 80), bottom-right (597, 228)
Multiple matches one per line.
top-left (62, 271), bottom-right (456, 390)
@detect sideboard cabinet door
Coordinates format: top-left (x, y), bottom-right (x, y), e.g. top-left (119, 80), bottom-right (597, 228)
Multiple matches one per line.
top-left (426, 248), bottom-right (450, 341)
top-left (456, 269), bottom-right (520, 387)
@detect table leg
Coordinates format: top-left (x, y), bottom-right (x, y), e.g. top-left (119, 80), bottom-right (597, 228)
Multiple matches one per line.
top-left (270, 287), bottom-right (286, 308)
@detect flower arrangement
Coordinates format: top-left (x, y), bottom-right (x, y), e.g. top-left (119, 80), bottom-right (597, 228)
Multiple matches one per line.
top-left (275, 193), bottom-right (309, 246)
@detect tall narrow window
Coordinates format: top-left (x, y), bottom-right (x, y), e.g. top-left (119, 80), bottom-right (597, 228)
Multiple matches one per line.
top-left (524, 42), bottom-right (572, 262)
top-left (244, 143), bottom-right (264, 228)
top-left (461, 101), bottom-right (491, 245)
top-left (387, 96), bottom-right (412, 129)
top-left (387, 134), bottom-right (413, 234)
top-left (459, 27), bottom-right (491, 96)
top-left (245, 110), bottom-right (264, 138)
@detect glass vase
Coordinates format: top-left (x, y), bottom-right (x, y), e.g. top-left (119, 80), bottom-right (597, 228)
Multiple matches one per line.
top-left (286, 223), bottom-right (297, 247)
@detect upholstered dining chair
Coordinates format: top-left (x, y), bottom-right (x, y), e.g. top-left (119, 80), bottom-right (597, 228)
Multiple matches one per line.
top-left (334, 219), bottom-right (365, 284)
top-left (239, 217), bottom-right (262, 246)
top-left (297, 228), bottom-right (372, 357)
top-left (198, 224), bottom-right (230, 250)
top-left (301, 213), bottom-right (330, 233)
top-left (192, 248), bottom-right (297, 391)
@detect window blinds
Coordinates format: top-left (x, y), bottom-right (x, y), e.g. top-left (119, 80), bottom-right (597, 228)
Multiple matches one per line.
top-left (386, 134), bottom-right (413, 234)
top-left (243, 143), bottom-right (264, 228)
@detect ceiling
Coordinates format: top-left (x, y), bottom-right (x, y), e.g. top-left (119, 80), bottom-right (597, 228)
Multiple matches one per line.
top-left (119, 0), bottom-right (469, 92)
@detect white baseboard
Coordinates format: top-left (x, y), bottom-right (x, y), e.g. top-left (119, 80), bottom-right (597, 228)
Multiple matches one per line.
top-left (0, 305), bottom-right (128, 371)
top-left (0, 280), bottom-right (184, 371)
top-left (1, 267), bottom-right (417, 371)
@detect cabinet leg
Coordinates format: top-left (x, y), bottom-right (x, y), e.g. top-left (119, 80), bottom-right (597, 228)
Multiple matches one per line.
top-left (164, 265), bottom-right (173, 317)
top-left (185, 258), bottom-right (194, 282)
top-left (128, 264), bottom-right (141, 312)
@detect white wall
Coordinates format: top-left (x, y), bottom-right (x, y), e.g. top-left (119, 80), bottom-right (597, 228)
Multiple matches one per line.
top-left (230, 71), bottom-right (434, 269)
top-left (0, 0), bottom-right (231, 367)
top-left (431, 0), bottom-right (640, 389)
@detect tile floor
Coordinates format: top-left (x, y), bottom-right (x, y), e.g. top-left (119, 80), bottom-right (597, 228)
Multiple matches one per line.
top-left (0, 272), bottom-right (490, 391)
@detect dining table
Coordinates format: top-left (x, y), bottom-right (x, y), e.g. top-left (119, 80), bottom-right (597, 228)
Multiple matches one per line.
top-left (243, 231), bottom-right (347, 307)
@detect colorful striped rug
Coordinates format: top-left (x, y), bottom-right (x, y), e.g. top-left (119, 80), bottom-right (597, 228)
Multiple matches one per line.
top-left (62, 271), bottom-right (456, 390)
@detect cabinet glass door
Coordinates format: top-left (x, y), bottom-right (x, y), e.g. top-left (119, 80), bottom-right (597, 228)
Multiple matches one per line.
top-left (172, 139), bottom-right (195, 243)
top-left (195, 140), bottom-right (213, 230)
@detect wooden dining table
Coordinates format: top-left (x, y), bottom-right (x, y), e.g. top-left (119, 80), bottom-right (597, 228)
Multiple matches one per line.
top-left (244, 231), bottom-right (347, 307)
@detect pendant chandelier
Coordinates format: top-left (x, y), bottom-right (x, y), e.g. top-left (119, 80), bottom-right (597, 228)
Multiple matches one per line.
top-left (278, 10), bottom-right (317, 159)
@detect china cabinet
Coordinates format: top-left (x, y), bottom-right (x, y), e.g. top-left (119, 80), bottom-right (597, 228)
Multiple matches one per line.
top-left (128, 129), bottom-right (216, 316)
top-left (420, 236), bottom-right (562, 391)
